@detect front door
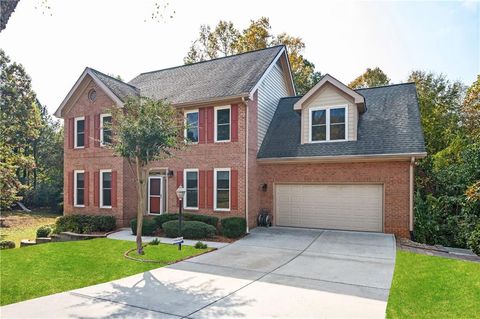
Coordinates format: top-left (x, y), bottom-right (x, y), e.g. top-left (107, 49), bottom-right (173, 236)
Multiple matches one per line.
top-left (148, 176), bottom-right (163, 214)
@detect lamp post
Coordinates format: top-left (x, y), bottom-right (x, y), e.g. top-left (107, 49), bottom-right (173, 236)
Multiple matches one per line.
top-left (175, 185), bottom-right (186, 250)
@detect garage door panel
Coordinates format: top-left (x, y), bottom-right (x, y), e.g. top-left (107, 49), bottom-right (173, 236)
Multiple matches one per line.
top-left (276, 184), bottom-right (383, 232)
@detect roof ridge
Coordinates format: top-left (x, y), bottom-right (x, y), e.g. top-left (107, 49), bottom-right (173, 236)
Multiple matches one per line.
top-left (355, 82), bottom-right (415, 91)
top-left (88, 67), bottom-right (139, 91)
top-left (279, 95), bottom-right (303, 100)
top-left (130, 45), bottom-right (286, 80)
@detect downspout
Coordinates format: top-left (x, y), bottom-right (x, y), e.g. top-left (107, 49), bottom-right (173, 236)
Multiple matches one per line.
top-left (409, 156), bottom-right (415, 239)
top-left (244, 97), bottom-right (249, 233)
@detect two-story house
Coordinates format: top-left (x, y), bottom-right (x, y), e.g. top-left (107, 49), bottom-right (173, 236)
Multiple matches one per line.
top-left (54, 45), bottom-right (426, 238)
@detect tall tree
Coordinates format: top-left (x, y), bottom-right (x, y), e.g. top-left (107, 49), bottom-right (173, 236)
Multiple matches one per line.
top-left (462, 74), bottom-right (480, 140)
top-left (348, 67), bottom-right (390, 89)
top-left (0, 49), bottom-right (42, 208)
top-left (184, 17), bottom-right (321, 95)
top-left (110, 97), bottom-right (185, 254)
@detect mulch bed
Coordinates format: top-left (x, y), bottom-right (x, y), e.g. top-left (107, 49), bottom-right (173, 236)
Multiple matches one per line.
top-left (397, 237), bottom-right (480, 262)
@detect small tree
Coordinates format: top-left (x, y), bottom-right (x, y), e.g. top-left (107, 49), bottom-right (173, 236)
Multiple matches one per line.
top-left (110, 97), bottom-right (185, 254)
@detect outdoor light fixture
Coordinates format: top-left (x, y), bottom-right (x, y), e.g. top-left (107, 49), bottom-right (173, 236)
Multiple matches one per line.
top-left (167, 170), bottom-right (174, 177)
top-left (261, 183), bottom-right (268, 192)
top-left (175, 185), bottom-right (186, 250)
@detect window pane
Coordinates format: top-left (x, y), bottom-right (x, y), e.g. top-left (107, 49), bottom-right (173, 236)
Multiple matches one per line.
top-left (77, 189), bottom-right (84, 205)
top-left (102, 172), bottom-right (111, 189)
top-left (217, 124), bottom-right (230, 141)
top-left (217, 171), bottom-right (229, 189)
top-left (103, 130), bottom-right (112, 144)
top-left (149, 178), bottom-right (161, 195)
top-left (77, 119), bottom-right (85, 132)
top-left (186, 171), bottom-right (198, 189)
top-left (311, 110), bottom-right (326, 125)
top-left (102, 116), bottom-right (112, 125)
top-left (77, 173), bottom-right (84, 188)
top-left (330, 124), bottom-right (345, 140)
top-left (217, 109), bottom-right (230, 124)
top-left (187, 128), bottom-right (198, 142)
top-left (103, 189), bottom-right (112, 206)
top-left (311, 125), bottom-right (326, 141)
top-left (77, 132), bottom-right (85, 147)
top-left (216, 190), bottom-right (229, 209)
top-left (186, 190), bottom-right (198, 207)
top-left (330, 108), bottom-right (345, 124)
top-left (186, 112), bottom-right (198, 142)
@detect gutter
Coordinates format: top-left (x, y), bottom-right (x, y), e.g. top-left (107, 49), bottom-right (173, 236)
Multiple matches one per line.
top-left (244, 97), bottom-right (249, 233)
top-left (172, 94), bottom-right (250, 109)
top-left (409, 156), bottom-right (415, 237)
top-left (257, 152), bottom-right (428, 164)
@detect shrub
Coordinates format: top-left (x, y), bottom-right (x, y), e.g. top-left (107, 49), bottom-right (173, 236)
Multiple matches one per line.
top-left (468, 225), bottom-right (480, 256)
top-left (55, 215), bottom-right (117, 234)
top-left (149, 238), bottom-right (160, 246)
top-left (194, 241), bottom-right (208, 249)
top-left (221, 217), bottom-right (246, 238)
top-left (162, 220), bottom-right (216, 239)
top-left (153, 214), bottom-right (179, 227)
top-left (130, 218), bottom-right (158, 236)
top-left (184, 213), bottom-right (219, 227)
top-left (0, 240), bottom-right (15, 250)
top-left (36, 225), bottom-right (51, 238)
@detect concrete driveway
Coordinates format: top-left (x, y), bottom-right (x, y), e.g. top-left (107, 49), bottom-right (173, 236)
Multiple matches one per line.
top-left (1, 227), bottom-right (396, 318)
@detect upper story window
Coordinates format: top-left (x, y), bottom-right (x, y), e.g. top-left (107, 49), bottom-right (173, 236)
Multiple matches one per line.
top-left (74, 117), bottom-right (85, 148)
top-left (184, 169), bottom-right (198, 209)
top-left (185, 110), bottom-right (199, 143)
top-left (100, 114), bottom-right (112, 146)
top-left (214, 168), bottom-right (230, 211)
top-left (100, 169), bottom-right (112, 208)
top-left (74, 170), bottom-right (85, 207)
top-left (88, 89), bottom-right (97, 102)
top-left (309, 106), bottom-right (347, 142)
top-left (215, 106), bottom-right (230, 142)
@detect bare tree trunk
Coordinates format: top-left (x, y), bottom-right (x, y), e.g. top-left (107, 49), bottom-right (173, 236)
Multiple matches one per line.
top-left (135, 157), bottom-right (145, 255)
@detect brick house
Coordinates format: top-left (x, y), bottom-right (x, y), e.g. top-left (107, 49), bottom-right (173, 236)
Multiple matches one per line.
top-left (54, 45), bottom-right (426, 238)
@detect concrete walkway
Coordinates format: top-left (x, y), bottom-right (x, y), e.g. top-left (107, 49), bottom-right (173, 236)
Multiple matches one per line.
top-left (1, 227), bottom-right (396, 318)
top-left (107, 228), bottom-right (230, 249)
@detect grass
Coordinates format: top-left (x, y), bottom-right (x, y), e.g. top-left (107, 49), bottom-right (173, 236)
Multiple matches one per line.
top-left (387, 250), bottom-right (480, 319)
top-left (0, 210), bottom-right (59, 247)
top-left (0, 238), bottom-right (209, 306)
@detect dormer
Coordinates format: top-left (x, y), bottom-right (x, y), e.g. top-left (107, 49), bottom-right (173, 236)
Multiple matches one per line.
top-left (294, 74), bottom-right (365, 144)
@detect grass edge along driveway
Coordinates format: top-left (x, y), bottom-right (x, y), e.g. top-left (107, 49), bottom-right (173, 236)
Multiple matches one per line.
top-left (387, 250), bottom-right (480, 319)
top-left (0, 238), bottom-right (210, 306)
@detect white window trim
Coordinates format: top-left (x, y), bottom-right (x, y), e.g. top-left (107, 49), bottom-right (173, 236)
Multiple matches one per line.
top-left (184, 168), bottom-right (199, 210)
top-left (214, 105), bottom-right (231, 143)
top-left (74, 116), bottom-right (85, 149)
top-left (147, 175), bottom-right (164, 215)
top-left (214, 168), bottom-right (231, 211)
top-left (184, 110), bottom-right (199, 144)
top-left (99, 169), bottom-right (112, 209)
top-left (100, 113), bottom-right (112, 147)
top-left (73, 170), bottom-right (85, 207)
top-left (308, 104), bottom-right (348, 143)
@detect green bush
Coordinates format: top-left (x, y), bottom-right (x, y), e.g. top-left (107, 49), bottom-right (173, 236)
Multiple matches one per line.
top-left (468, 225), bottom-right (480, 256)
top-left (184, 213), bottom-right (219, 227)
top-left (55, 215), bottom-right (117, 234)
top-left (162, 220), bottom-right (216, 239)
top-left (36, 225), bottom-right (51, 238)
top-left (130, 218), bottom-right (158, 236)
top-left (0, 240), bottom-right (15, 250)
top-left (149, 238), bottom-right (160, 246)
top-left (221, 217), bottom-right (246, 238)
top-left (153, 214), bottom-right (179, 227)
top-left (195, 241), bottom-right (208, 249)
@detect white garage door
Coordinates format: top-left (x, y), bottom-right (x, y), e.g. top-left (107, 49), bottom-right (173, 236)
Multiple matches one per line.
top-left (275, 184), bottom-right (383, 232)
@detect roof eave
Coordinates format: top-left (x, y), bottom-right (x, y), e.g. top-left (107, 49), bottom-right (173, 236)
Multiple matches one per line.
top-left (257, 152), bottom-right (428, 164)
top-left (171, 93), bottom-right (250, 109)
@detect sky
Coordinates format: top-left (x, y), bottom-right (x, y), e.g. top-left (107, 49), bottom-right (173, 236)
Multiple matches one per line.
top-left (1, 0), bottom-right (479, 116)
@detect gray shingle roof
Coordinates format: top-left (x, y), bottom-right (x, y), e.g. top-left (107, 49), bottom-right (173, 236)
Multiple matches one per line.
top-left (258, 83), bottom-right (426, 159)
top-left (128, 46), bottom-right (284, 105)
top-left (89, 68), bottom-right (140, 101)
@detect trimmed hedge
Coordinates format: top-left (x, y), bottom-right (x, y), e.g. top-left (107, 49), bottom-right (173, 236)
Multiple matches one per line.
top-left (36, 226), bottom-right (52, 238)
top-left (0, 240), bottom-right (15, 250)
top-left (130, 218), bottom-right (158, 236)
top-left (468, 225), bottom-right (480, 256)
top-left (221, 217), bottom-right (246, 238)
top-left (55, 215), bottom-right (116, 234)
top-left (162, 220), bottom-right (216, 239)
top-left (184, 213), bottom-right (219, 228)
top-left (153, 214), bottom-right (179, 227)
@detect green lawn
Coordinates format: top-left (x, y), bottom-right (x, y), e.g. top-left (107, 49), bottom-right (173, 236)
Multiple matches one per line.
top-left (387, 250), bottom-right (480, 319)
top-left (0, 238), bottom-right (209, 306)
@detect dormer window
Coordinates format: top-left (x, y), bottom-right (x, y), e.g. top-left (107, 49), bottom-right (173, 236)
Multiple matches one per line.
top-left (309, 106), bottom-right (347, 142)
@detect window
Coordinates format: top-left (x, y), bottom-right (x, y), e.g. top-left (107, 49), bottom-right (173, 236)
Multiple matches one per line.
top-left (100, 170), bottom-right (112, 208)
top-left (310, 106), bottom-right (347, 142)
top-left (88, 89), bottom-right (97, 102)
top-left (74, 170), bottom-right (85, 207)
top-left (185, 111), bottom-right (199, 143)
top-left (214, 168), bottom-right (230, 210)
top-left (74, 117), bottom-right (85, 148)
top-left (184, 169), bottom-right (198, 209)
top-left (215, 106), bottom-right (230, 142)
top-left (100, 114), bottom-right (112, 146)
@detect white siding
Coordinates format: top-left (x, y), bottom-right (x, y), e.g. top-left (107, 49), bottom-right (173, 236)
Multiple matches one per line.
top-left (257, 64), bottom-right (289, 149)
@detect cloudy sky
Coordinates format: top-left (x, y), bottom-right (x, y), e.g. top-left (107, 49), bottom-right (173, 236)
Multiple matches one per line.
top-left (1, 0), bottom-right (478, 116)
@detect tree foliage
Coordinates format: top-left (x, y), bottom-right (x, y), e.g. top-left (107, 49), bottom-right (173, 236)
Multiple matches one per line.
top-left (348, 67), bottom-right (390, 89)
top-left (110, 97), bottom-right (185, 253)
top-left (184, 17), bottom-right (321, 95)
top-left (462, 74), bottom-right (480, 140)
